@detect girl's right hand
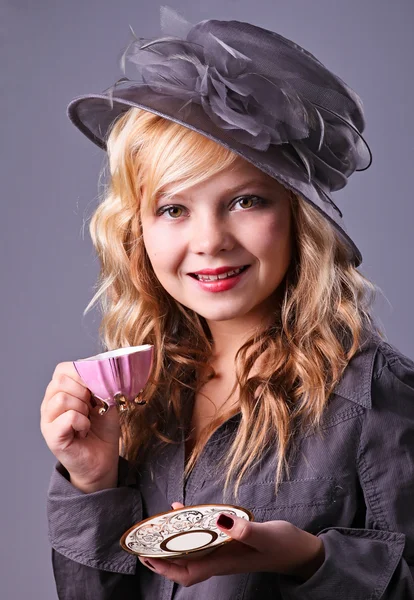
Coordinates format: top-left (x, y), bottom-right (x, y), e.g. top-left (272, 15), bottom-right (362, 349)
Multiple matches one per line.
top-left (40, 361), bottom-right (121, 493)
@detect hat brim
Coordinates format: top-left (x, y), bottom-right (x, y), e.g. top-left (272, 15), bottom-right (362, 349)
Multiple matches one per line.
top-left (67, 87), bottom-right (362, 266)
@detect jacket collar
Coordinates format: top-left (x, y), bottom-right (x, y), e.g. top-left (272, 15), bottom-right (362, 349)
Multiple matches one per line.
top-left (332, 330), bottom-right (382, 409)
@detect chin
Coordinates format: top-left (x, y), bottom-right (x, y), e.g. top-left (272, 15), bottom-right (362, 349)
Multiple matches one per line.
top-left (201, 313), bottom-right (239, 323)
top-left (191, 305), bottom-right (252, 323)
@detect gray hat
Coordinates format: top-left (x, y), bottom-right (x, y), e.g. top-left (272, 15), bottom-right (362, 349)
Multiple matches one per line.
top-left (67, 6), bottom-right (372, 266)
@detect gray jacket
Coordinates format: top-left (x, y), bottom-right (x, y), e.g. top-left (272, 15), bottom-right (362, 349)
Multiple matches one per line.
top-left (47, 332), bottom-right (414, 599)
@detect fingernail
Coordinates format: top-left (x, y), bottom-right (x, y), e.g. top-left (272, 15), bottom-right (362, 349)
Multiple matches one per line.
top-left (217, 513), bottom-right (234, 530)
top-left (144, 559), bottom-right (155, 569)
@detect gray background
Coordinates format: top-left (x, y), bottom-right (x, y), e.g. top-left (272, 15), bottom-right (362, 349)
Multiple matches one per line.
top-left (1, 0), bottom-right (413, 598)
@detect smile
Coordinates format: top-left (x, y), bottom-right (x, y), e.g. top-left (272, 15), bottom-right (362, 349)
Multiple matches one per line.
top-left (191, 266), bottom-right (249, 281)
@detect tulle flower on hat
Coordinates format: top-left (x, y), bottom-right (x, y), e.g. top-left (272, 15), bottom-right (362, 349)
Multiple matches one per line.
top-left (115, 30), bottom-right (315, 153)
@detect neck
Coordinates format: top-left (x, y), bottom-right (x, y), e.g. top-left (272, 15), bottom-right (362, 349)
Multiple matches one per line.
top-left (207, 314), bottom-right (272, 366)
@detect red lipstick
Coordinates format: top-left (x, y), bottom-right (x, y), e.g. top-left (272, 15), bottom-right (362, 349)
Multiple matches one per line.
top-left (190, 265), bottom-right (247, 275)
top-left (188, 265), bottom-right (250, 293)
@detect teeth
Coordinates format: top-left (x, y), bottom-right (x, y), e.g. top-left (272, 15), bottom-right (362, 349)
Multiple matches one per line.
top-left (195, 267), bottom-right (245, 281)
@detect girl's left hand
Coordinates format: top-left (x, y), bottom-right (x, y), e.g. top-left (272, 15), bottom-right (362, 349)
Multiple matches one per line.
top-left (139, 503), bottom-right (325, 587)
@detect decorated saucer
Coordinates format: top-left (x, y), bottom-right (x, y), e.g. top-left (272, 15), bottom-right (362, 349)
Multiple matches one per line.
top-left (120, 504), bottom-right (254, 560)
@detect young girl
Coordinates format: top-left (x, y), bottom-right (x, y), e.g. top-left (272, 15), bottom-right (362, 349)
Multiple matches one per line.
top-left (41, 9), bottom-right (414, 600)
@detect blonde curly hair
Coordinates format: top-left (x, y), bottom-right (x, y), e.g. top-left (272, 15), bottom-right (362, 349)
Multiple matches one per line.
top-left (83, 106), bottom-right (382, 497)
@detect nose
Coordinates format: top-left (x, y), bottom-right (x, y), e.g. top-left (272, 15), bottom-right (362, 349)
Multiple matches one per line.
top-left (189, 211), bottom-right (235, 256)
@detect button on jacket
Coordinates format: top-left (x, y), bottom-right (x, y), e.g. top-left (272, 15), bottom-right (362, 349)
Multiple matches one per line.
top-left (47, 332), bottom-right (414, 599)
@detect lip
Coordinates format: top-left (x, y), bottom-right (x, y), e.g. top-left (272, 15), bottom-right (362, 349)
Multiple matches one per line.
top-left (189, 265), bottom-right (248, 276)
top-left (188, 265), bottom-right (250, 293)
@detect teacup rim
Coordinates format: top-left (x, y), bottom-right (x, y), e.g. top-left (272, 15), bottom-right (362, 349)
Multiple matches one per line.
top-left (75, 344), bottom-right (153, 362)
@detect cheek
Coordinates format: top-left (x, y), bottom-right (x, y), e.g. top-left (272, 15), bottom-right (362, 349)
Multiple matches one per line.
top-left (142, 225), bottom-right (182, 277)
top-left (248, 211), bottom-right (292, 263)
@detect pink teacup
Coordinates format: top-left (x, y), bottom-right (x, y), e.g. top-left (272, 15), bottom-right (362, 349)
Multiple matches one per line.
top-left (73, 345), bottom-right (154, 414)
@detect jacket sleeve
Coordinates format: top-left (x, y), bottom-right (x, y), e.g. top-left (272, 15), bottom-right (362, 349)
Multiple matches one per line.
top-left (47, 456), bottom-right (143, 600)
top-left (278, 344), bottom-right (414, 600)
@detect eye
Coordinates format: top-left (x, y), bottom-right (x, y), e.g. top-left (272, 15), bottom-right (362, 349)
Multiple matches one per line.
top-left (231, 195), bottom-right (264, 211)
top-left (156, 204), bottom-right (187, 219)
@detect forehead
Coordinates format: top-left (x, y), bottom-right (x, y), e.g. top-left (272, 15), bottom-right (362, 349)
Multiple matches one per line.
top-left (159, 159), bottom-right (287, 200)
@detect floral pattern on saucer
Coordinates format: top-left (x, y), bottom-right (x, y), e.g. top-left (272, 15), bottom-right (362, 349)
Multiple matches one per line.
top-left (122, 505), bottom-right (252, 557)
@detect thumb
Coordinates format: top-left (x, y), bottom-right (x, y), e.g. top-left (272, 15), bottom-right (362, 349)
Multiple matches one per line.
top-left (216, 513), bottom-right (263, 550)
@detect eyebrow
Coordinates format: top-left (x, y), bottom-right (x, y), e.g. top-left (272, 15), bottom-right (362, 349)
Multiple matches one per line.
top-left (224, 179), bottom-right (278, 194)
top-left (158, 178), bottom-right (279, 201)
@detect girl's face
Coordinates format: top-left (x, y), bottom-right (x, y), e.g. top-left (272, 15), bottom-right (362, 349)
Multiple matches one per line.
top-left (140, 158), bottom-right (292, 326)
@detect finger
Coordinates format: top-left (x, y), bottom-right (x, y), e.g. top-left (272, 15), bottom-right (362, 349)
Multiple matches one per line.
top-left (53, 361), bottom-right (86, 386)
top-left (43, 409), bottom-right (91, 449)
top-left (45, 373), bottom-right (91, 402)
top-left (204, 521), bottom-right (321, 576)
top-left (140, 557), bottom-right (206, 587)
top-left (171, 502), bottom-right (185, 510)
top-left (185, 540), bottom-right (255, 577)
top-left (140, 544), bottom-right (259, 586)
top-left (216, 514), bottom-right (266, 551)
top-left (139, 558), bottom-right (157, 571)
top-left (42, 374), bottom-right (91, 416)
top-left (42, 392), bottom-right (90, 425)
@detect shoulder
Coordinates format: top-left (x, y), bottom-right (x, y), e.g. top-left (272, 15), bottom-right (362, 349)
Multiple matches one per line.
top-left (333, 329), bottom-right (414, 411)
